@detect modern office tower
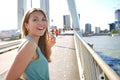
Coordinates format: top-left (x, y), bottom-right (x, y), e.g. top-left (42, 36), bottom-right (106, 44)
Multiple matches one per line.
top-left (63, 15), bottom-right (71, 30)
top-left (95, 27), bottom-right (100, 34)
top-left (85, 23), bottom-right (92, 34)
top-left (115, 9), bottom-right (120, 30)
top-left (109, 23), bottom-right (116, 31)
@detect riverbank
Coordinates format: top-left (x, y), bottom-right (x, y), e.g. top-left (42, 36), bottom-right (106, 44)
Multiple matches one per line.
top-left (111, 33), bottom-right (120, 37)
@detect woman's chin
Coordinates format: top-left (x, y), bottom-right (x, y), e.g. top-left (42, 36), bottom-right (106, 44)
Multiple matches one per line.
top-left (38, 32), bottom-right (45, 36)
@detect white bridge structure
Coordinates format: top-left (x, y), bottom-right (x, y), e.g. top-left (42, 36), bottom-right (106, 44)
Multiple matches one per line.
top-left (2, 0), bottom-right (119, 80)
top-left (17, 0), bottom-right (80, 30)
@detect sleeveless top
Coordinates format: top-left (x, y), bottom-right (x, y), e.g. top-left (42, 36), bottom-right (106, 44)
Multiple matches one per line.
top-left (18, 36), bottom-right (49, 80)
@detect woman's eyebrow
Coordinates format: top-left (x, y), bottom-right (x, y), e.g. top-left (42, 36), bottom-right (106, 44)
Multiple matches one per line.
top-left (32, 16), bottom-right (46, 19)
top-left (32, 16), bottom-right (38, 18)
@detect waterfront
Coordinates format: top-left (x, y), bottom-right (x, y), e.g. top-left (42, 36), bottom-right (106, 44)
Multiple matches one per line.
top-left (82, 35), bottom-right (120, 75)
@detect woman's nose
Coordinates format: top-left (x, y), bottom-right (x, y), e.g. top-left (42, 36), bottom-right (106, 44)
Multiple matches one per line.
top-left (37, 20), bottom-right (43, 25)
top-left (38, 21), bottom-right (46, 26)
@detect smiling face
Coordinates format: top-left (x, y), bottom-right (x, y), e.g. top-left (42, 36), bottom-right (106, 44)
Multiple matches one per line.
top-left (25, 11), bottom-right (47, 37)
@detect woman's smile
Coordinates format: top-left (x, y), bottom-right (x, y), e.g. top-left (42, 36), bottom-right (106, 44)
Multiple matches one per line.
top-left (37, 27), bottom-right (45, 30)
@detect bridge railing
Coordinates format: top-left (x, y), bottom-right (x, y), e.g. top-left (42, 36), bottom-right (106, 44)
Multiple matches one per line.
top-left (74, 31), bottom-right (120, 80)
top-left (0, 40), bottom-right (21, 53)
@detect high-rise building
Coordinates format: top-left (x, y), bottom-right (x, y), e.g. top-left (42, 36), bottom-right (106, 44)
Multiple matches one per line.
top-left (115, 9), bottom-right (120, 30)
top-left (109, 23), bottom-right (115, 31)
top-left (85, 23), bottom-right (91, 34)
top-left (63, 15), bottom-right (71, 30)
top-left (95, 27), bottom-right (100, 34)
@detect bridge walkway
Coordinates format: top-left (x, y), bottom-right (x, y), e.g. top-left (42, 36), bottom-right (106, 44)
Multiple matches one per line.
top-left (49, 31), bottom-right (80, 80)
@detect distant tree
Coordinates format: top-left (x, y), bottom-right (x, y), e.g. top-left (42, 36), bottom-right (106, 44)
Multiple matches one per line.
top-left (104, 29), bottom-right (109, 33)
top-left (111, 29), bottom-right (118, 34)
top-left (118, 30), bottom-right (120, 34)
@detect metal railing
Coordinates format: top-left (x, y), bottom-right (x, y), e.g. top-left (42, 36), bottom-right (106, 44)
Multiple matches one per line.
top-left (74, 31), bottom-right (120, 80)
top-left (0, 40), bottom-right (21, 53)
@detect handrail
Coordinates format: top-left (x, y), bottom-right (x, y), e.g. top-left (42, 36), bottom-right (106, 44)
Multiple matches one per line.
top-left (0, 40), bottom-right (21, 49)
top-left (74, 31), bottom-right (120, 80)
top-left (0, 40), bottom-right (21, 53)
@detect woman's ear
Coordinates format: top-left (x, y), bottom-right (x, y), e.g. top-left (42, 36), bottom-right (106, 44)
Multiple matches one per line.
top-left (25, 23), bottom-right (29, 31)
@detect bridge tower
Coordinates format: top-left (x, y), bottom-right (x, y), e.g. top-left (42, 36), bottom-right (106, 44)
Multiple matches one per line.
top-left (67, 0), bottom-right (80, 31)
top-left (17, 0), bottom-right (80, 32)
top-left (40, 0), bottom-right (50, 31)
top-left (17, 0), bottom-right (50, 30)
top-left (40, 0), bottom-right (50, 23)
top-left (17, 0), bottom-right (27, 29)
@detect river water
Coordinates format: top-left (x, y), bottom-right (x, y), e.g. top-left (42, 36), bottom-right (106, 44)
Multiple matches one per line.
top-left (82, 35), bottom-right (120, 76)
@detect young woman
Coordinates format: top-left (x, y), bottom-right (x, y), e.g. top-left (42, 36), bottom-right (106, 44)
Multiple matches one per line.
top-left (6, 8), bottom-right (56, 80)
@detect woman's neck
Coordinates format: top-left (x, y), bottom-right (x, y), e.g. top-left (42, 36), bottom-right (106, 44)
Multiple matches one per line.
top-left (27, 35), bottom-right (40, 44)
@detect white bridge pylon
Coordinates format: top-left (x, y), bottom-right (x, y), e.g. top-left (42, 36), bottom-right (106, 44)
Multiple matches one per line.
top-left (67, 0), bottom-right (80, 30)
top-left (17, 0), bottom-right (80, 31)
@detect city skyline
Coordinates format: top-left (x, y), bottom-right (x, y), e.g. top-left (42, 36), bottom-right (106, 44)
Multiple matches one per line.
top-left (0, 0), bottom-right (120, 31)
top-left (49, 0), bottom-right (120, 31)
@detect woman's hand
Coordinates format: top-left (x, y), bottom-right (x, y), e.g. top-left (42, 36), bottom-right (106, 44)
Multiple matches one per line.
top-left (46, 34), bottom-right (56, 48)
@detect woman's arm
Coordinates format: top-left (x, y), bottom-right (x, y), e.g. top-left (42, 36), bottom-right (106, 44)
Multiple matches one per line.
top-left (6, 41), bottom-right (36, 80)
top-left (46, 34), bottom-right (56, 62)
top-left (47, 34), bottom-right (56, 48)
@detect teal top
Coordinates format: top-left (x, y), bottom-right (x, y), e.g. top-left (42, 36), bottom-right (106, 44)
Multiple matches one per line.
top-left (18, 36), bottom-right (49, 80)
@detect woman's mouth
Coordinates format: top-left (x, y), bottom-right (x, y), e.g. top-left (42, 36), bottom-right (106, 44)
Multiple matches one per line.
top-left (37, 27), bottom-right (44, 30)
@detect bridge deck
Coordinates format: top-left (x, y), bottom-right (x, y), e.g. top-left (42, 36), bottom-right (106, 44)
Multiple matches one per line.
top-left (0, 31), bottom-right (80, 80)
top-left (49, 32), bottom-right (80, 80)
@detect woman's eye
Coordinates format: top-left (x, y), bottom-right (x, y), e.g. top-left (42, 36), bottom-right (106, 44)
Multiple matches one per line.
top-left (33, 19), bottom-right (38, 21)
top-left (42, 18), bottom-right (46, 21)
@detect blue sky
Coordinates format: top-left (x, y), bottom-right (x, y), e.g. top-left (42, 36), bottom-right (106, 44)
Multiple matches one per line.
top-left (0, 0), bottom-right (120, 31)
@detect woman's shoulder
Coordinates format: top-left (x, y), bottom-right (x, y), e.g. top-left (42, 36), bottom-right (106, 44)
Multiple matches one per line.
top-left (18, 37), bottom-right (37, 55)
top-left (16, 39), bottom-right (37, 62)
top-left (21, 39), bottom-right (36, 51)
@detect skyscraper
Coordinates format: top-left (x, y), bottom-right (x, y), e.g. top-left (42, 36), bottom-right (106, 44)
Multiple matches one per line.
top-left (85, 23), bottom-right (91, 34)
top-left (115, 9), bottom-right (120, 30)
top-left (63, 15), bottom-right (71, 30)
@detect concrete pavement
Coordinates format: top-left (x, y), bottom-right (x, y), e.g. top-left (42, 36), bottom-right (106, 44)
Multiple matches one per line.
top-left (49, 32), bottom-right (80, 80)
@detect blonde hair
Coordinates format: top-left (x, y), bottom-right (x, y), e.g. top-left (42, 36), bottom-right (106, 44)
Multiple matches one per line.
top-left (21, 8), bottom-right (51, 62)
